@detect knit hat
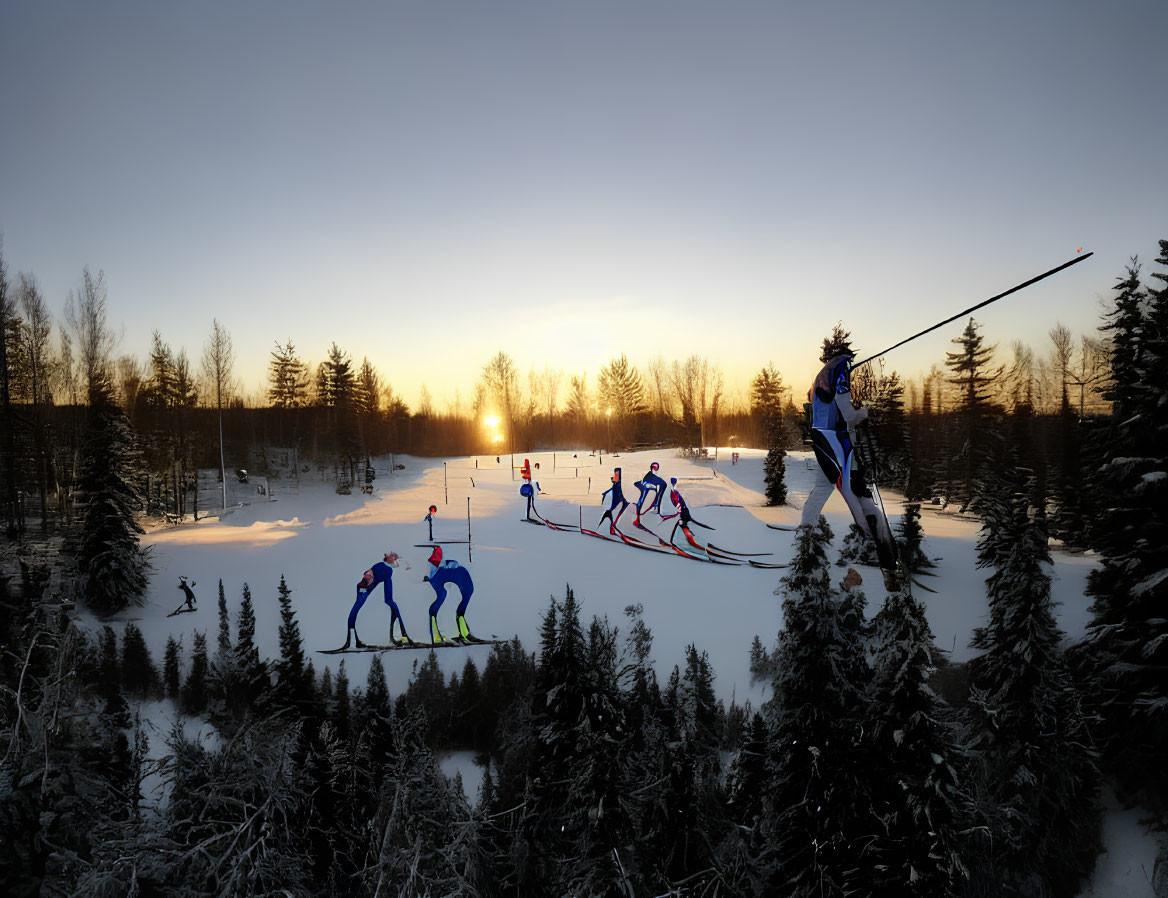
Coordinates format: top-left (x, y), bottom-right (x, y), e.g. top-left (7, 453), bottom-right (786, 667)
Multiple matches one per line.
top-left (428, 546), bottom-right (443, 566)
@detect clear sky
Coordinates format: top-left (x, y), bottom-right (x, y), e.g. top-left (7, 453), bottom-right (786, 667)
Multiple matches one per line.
top-left (2, 0), bottom-right (1164, 409)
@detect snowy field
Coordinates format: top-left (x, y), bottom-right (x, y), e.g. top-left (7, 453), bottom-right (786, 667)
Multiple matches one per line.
top-left (85, 446), bottom-right (1164, 895)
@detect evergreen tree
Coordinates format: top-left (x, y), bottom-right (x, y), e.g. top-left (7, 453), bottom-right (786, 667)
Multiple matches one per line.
top-left (1081, 252), bottom-right (1168, 813)
top-left (267, 338), bottom-right (309, 408)
top-left (332, 659), bottom-right (352, 742)
top-left (762, 441), bottom-right (788, 506)
top-left (838, 521), bottom-right (879, 566)
top-left (181, 631), bottom-right (210, 715)
top-left (895, 502), bottom-right (935, 572)
top-left (759, 519), bottom-right (875, 896)
top-left (211, 578), bottom-right (239, 710)
top-left (76, 374), bottom-right (148, 613)
top-left (360, 653), bottom-right (394, 769)
top-left (361, 707), bottom-right (485, 896)
top-left (751, 363), bottom-right (790, 504)
top-left (120, 622), bottom-right (158, 698)
top-left (598, 353), bottom-right (648, 447)
top-left (165, 716), bottom-right (313, 894)
top-left (820, 322), bottom-right (853, 362)
top-left (233, 582), bottom-right (266, 709)
top-left (943, 317), bottom-right (1000, 507)
top-left (275, 574), bottom-right (313, 715)
top-left (966, 441), bottom-right (1102, 896)
top-left (163, 634), bottom-right (182, 700)
top-left (98, 624), bottom-right (130, 725)
top-left (867, 588), bottom-right (967, 896)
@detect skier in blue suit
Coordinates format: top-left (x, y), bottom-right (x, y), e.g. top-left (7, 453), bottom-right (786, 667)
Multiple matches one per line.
top-left (634, 461), bottom-right (668, 521)
top-left (598, 467), bottom-right (630, 532)
top-left (344, 551), bottom-right (411, 648)
top-left (424, 546), bottom-right (478, 644)
top-left (802, 351), bottom-right (898, 588)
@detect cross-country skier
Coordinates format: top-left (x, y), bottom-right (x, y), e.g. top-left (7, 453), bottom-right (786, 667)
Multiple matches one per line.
top-left (634, 462), bottom-right (668, 521)
top-left (178, 577), bottom-right (197, 610)
top-left (344, 551), bottom-right (411, 648)
top-left (425, 505), bottom-right (437, 540)
top-left (598, 467), bottom-right (631, 532)
top-left (663, 477), bottom-right (714, 547)
top-left (519, 459), bottom-right (542, 520)
top-left (423, 546), bottom-right (478, 644)
top-left (802, 351), bottom-right (899, 588)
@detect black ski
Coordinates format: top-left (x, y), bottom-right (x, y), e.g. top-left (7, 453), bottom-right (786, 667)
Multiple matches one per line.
top-left (318, 644), bottom-right (393, 654)
top-left (167, 605), bottom-right (197, 618)
top-left (748, 558), bottom-right (789, 569)
top-left (707, 542), bottom-right (773, 557)
top-left (765, 523), bottom-right (798, 532)
top-left (318, 638), bottom-right (506, 655)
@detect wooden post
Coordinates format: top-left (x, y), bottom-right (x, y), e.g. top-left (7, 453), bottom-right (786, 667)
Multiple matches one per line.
top-left (467, 497), bottom-right (472, 562)
top-left (444, 462), bottom-right (448, 504)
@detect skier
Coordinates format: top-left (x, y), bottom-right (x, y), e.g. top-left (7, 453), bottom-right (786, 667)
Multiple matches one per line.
top-left (178, 577), bottom-right (197, 610)
top-left (802, 351), bottom-right (899, 588)
top-left (663, 477), bottom-right (714, 547)
top-left (634, 462), bottom-right (668, 521)
top-left (425, 504), bottom-right (437, 540)
top-left (598, 467), bottom-right (631, 532)
top-left (423, 546), bottom-right (479, 644)
top-left (344, 551), bottom-right (411, 648)
top-left (519, 458), bottom-right (541, 520)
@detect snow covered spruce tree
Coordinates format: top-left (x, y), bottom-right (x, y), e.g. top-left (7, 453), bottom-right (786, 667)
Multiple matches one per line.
top-left (866, 584), bottom-right (967, 896)
top-left (274, 574), bottom-right (316, 720)
top-left (965, 434), bottom-right (1102, 897)
top-left (361, 705), bottom-right (487, 897)
top-left (163, 716), bottom-right (314, 894)
top-left (758, 518), bottom-right (876, 896)
top-left (1080, 249), bottom-right (1168, 814)
top-left (513, 586), bottom-right (639, 896)
top-left (76, 372), bottom-right (148, 613)
top-left (752, 363), bottom-right (788, 505)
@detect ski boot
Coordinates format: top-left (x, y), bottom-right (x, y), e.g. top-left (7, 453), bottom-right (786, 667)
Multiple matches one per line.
top-left (343, 627), bottom-right (367, 650)
top-left (455, 614), bottom-right (480, 644)
top-left (389, 613), bottom-right (414, 647)
top-left (430, 614), bottom-right (456, 646)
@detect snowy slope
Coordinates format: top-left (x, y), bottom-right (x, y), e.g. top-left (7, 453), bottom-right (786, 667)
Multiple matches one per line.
top-left (84, 447), bottom-right (1163, 896)
top-left (94, 446), bottom-right (1098, 714)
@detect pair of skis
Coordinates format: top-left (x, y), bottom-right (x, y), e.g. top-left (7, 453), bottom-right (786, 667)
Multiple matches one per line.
top-left (521, 507), bottom-right (579, 532)
top-left (318, 635), bottom-right (505, 655)
top-left (580, 512), bottom-right (787, 569)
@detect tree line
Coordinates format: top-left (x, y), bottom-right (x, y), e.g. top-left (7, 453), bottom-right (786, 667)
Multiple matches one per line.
top-left (0, 236), bottom-right (1165, 894)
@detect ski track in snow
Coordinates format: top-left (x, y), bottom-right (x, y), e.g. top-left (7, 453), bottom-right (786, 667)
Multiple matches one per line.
top-left (92, 447), bottom-right (1165, 891)
top-left (90, 447), bottom-right (1100, 716)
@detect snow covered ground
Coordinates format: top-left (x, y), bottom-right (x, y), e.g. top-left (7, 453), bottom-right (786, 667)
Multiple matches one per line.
top-left (104, 447), bottom-right (1098, 707)
top-left (83, 446), bottom-right (1163, 895)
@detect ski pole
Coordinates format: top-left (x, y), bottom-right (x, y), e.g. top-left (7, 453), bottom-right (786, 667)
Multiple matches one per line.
top-left (853, 252), bottom-right (1093, 370)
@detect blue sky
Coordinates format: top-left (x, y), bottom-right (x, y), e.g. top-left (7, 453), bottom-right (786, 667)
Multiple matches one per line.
top-left (2, 0), bottom-right (1164, 408)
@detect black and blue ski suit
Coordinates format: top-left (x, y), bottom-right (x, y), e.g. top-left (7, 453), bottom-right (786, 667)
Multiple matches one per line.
top-left (803, 354), bottom-right (897, 572)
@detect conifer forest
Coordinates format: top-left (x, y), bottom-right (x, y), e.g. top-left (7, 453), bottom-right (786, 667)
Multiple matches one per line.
top-left (1, 241), bottom-right (1167, 896)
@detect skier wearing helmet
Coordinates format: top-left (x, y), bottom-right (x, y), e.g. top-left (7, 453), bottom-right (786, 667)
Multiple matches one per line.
top-left (344, 551), bottom-right (410, 649)
top-left (801, 351), bottom-right (899, 588)
top-left (634, 461), bottom-right (668, 521)
top-left (422, 546), bottom-right (479, 644)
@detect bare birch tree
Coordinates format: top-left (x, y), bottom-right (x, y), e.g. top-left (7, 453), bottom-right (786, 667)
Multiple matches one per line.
top-left (202, 318), bottom-right (235, 509)
top-left (64, 266), bottom-right (116, 401)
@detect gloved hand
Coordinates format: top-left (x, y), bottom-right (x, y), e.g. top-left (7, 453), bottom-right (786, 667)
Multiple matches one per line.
top-left (422, 575), bottom-right (429, 582)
